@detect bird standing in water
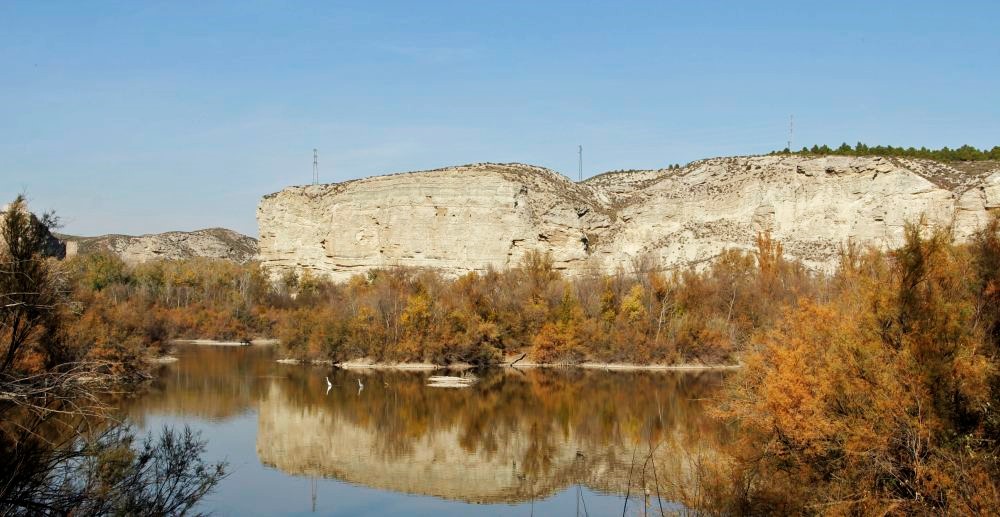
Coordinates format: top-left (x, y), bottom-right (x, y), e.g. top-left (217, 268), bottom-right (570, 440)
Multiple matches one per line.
top-left (357, 378), bottom-right (364, 395)
top-left (325, 376), bottom-right (332, 395)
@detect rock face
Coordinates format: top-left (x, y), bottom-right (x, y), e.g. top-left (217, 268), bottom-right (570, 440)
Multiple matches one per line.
top-left (258, 163), bottom-right (610, 280)
top-left (257, 156), bottom-right (1000, 280)
top-left (59, 228), bottom-right (259, 264)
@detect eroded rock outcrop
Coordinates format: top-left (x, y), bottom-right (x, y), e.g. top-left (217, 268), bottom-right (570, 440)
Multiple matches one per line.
top-left (258, 156), bottom-right (1000, 280)
top-left (59, 228), bottom-right (259, 264)
top-left (258, 163), bottom-right (610, 280)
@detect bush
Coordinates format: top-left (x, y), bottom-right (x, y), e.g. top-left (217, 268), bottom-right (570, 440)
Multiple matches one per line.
top-left (704, 222), bottom-right (1000, 514)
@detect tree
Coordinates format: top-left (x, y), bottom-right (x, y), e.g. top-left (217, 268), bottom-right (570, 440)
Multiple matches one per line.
top-left (0, 422), bottom-right (227, 516)
top-left (710, 224), bottom-right (1000, 514)
top-left (1, 196), bottom-right (63, 373)
top-left (0, 195), bottom-right (228, 515)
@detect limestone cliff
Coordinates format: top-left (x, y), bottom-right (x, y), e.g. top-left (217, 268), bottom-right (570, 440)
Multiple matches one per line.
top-left (257, 156), bottom-right (1000, 280)
top-left (257, 163), bottom-right (609, 280)
top-left (59, 228), bottom-right (259, 264)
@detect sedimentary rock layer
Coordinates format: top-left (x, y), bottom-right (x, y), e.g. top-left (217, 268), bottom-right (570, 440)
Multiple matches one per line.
top-left (59, 228), bottom-right (259, 264)
top-left (257, 156), bottom-right (1000, 280)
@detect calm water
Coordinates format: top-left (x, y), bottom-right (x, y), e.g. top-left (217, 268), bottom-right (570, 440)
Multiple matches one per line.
top-left (126, 345), bottom-right (729, 516)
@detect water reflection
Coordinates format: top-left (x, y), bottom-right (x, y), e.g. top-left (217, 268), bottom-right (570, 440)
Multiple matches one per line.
top-left (129, 346), bottom-right (728, 508)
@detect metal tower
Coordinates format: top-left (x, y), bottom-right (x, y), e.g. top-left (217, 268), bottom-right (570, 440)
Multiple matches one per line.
top-left (578, 145), bottom-right (583, 182)
top-left (787, 115), bottom-right (794, 151)
top-left (312, 148), bottom-right (319, 185)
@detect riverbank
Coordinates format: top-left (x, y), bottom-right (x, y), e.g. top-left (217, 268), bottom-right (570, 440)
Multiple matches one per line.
top-left (166, 340), bottom-right (740, 370)
top-left (150, 339), bottom-right (279, 363)
top-left (275, 358), bottom-right (445, 369)
top-left (512, 361), bottom-right (741, 371)
top-left (171, 339), bottom-right (279, 347)
top-left (273, 356), bottom-right (740, 371)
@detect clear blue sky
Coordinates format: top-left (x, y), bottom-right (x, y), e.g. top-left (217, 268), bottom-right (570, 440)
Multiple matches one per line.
top-left (2, 1), bottom-right (998, 237)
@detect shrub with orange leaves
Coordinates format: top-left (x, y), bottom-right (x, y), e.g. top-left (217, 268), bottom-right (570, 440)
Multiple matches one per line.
top-left (708, 223), bottom-right (1000, 515)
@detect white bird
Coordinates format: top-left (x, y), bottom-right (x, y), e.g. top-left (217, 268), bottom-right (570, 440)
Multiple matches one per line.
top-left (356, 378), bottom-right (364, 395)
top-left (325, 376), bottom-right (332, 395)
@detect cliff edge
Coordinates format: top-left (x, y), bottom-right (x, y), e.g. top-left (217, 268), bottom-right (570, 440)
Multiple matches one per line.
top-left (257, 156), bottom-right (1000, 280)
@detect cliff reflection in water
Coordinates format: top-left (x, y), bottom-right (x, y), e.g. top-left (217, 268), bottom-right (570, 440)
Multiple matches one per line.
top-left (130, 346), bottom-right (729, 505)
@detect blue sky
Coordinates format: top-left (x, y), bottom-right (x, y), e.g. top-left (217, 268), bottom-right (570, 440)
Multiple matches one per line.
top-left (2, 1), bottom-right (998, 236)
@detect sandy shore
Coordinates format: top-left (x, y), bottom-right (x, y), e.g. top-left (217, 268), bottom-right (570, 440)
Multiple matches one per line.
top-left (275, 359), bottom-right (469, 370)
top-left (505, 361), bottom-right (741, 371)
top-left (272, 356), bottom-right (740, 371)
top-left (338, 361), bottom-right (440, 370)
top-left (277, 358), bottom-right (332, 365)
top-left (173, 340), bottom-right (739, 371)
top-left (172, 338), bottom-right (279, 347)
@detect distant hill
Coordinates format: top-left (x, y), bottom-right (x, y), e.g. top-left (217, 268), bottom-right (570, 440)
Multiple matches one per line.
top-left (56, 228), bottom-right (259, 264)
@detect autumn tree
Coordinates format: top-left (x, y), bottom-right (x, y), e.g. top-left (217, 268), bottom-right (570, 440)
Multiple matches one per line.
top-left (0, 196), bottom-right (64, 372)
top-left (711, 224), bottom-right (1000, 514)
top-left (0, 196), bottom-right (229, 515)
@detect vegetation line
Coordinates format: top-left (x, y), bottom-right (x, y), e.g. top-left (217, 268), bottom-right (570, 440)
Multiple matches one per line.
top-left (63, 235), bottom-right (801, 368)
top-left (771, 142), bottom-right (1000, 161)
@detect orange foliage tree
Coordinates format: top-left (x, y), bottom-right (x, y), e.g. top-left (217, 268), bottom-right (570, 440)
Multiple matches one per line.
top-left (711, 223), bottom-right (1000, 514)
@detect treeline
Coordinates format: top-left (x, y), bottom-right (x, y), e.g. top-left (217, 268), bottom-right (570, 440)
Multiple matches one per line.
top-left (55, 235), bottom-right (813, 367)
top-left (772, 142), bottom-right (1000, 161)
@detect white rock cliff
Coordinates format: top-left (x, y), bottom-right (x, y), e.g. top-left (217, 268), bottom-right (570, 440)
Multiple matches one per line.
top-left (257, 156), bottom-right (1000, 281)
top-left (60, 228), bottom-right (259, 264)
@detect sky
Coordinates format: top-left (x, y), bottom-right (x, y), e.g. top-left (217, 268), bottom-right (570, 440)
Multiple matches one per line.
top-left (1, 1), bottom-right (998, 237)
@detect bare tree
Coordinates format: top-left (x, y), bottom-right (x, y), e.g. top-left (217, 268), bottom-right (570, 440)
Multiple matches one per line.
top-left (1, 418), bottom-right (227, 516)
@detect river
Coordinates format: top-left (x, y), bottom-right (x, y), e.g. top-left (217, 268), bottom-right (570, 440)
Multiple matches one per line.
top-left (126, 344), bottom-right (729, 516)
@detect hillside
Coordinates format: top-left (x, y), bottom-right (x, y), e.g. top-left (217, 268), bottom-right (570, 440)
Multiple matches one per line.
top-left (57, 228), bottom-right (259, 264)
top-left (257, 155), bottom-right (1000, 281)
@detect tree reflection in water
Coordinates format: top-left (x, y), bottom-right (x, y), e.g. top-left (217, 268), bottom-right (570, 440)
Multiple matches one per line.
top-left (129, 345), bottom-right (731, 506)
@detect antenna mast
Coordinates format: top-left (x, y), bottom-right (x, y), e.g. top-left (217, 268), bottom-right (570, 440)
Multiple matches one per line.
top-left (578, 145), bottom-right (583, 182)
top-left (787, 115), bottom-right (794, 151)
top-left (312, 148), bottom-right (319, 185)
